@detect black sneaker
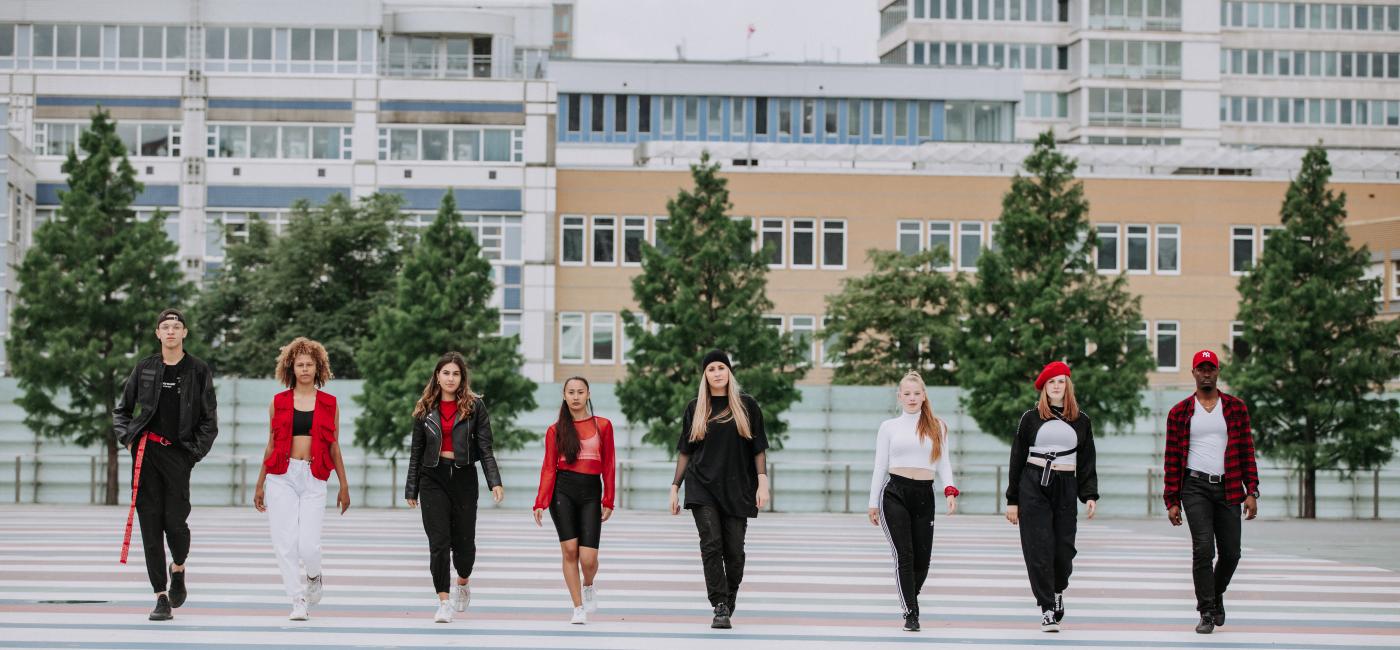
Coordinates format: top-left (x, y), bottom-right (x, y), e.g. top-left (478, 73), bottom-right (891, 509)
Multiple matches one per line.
top-left (1195, 612), bottom-right (1215, 634)
top-left (1213, 594), bottom-right (1225, 626)
top-left (1053, 592), bottom-right (1064, 623)
top-left (149, 594), bottom-right (173, 621)
top-left (710, 603), bottom-right (732, 629)
top-left (168, 565), bottom-right (186, 608)
top-left (903, 612), bottom-right (920, 632)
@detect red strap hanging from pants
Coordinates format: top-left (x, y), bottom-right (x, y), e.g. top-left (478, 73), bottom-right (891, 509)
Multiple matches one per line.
top-left (119, 435), bottom-right (149, 564)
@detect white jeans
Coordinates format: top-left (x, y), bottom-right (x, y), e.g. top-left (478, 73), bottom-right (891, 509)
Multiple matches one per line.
top-left (265, 458), bottom-right (327, 599)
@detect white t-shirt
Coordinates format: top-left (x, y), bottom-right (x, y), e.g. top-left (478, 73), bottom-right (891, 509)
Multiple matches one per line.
top-left (1187, 398), bottom-right (1228, 476)
top-left (868, 411), bottom-right (957, 509)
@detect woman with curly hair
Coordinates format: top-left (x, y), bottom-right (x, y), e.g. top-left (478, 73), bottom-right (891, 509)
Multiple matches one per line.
top-left (253, 337), bottom-right (350, 621)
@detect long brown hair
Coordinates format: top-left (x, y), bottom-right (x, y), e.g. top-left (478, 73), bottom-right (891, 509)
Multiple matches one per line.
top-left (412, 352), bottom-right (479, 419)
top-left (899, 371), bottom-right (945, 463)
top-left (688, 362), bottom-right (752, 442)
top-left (554, 376), bottom-right (596, 464)
top-left (1037, 375), bottom-right (1080, 421)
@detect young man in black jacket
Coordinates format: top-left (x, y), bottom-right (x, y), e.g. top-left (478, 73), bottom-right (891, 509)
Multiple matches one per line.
top-left (113, 308), bottom-right (218, 621)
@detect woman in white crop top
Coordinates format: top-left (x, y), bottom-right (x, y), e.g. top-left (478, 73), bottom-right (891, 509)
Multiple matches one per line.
top-left (866, 371), bottom-right (959, 632)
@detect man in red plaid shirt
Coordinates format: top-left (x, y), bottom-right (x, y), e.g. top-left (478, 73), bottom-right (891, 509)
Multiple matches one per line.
top-left (1163, 349), bottom-right (1259, 635)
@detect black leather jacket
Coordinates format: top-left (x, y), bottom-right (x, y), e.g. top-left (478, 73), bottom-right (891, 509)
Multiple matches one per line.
top-left (112, 353), bottom-right (219, 462)
top-left (404, 397), bottom-right (502, 500)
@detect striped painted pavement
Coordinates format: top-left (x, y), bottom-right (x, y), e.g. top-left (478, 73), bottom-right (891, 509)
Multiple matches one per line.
top-left (1, 504), bottom-right (1397, 649)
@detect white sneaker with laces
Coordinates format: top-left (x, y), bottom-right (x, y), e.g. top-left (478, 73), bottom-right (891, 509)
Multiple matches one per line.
top-left (1040, 609), bottom-right (1059, 632)
top-left (434, 600), bottom-right (453, 623)
top-left (451, 583), bottom-right (471, 612)
top-left (582, 585), bottom-right (598, 613)
top-left (289, 597), bottom-right (309, 621)
top-left (570, 605), bottom-right (587, 625)
top-left (306, 575), bottom-right (323, 606)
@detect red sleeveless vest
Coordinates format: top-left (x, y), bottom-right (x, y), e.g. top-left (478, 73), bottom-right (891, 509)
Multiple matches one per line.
top-left (264, 389), bottom-right (337, 481)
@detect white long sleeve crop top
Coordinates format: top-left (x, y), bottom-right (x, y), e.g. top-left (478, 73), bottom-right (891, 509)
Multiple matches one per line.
top-left (868, 410), bottom-right (959, 509)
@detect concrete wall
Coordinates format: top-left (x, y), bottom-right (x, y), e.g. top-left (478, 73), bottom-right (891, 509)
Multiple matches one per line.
top-left (2, 378), bottom-right (1396, 518)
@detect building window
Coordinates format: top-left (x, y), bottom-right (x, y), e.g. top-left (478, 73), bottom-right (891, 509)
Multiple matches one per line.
top-left (824, 99), bottom-right (839, 136)
top-left (1156, 224), bottom-right (1180, 274)
top-left (755, 97), bottom-right (769, 136)
top-left (615, 94), bottom-right (629, 132)
top-left (591, 216), bottom-right (616, 264)
top-left (1155, 321), bottom-right (1179, 370)
top-left (638, 95), bottom-right (652, 133)
top-left (848, 100), bottom-right (862, 137)
top-left (733, 97), bottom-right (747, 136)
top-left (622, 216), bottom-right (646, 265)
top-left (1231, 226), bottom-right (1255, 274)
top-left (761, 218), bottom-right (785, 267)
top-left (872, 100), bottom-right (886, 137)
top-left (499, 264), bottom-right (523, 317)
top-left (791, 219), bottom-right (816, 268)
top-left (707, 98), bottom-right (723, 136)
top-left (1230, 320), bottom-right (1247, 361)
top-left (1095, 223), bottom-right (1120, 272)
top-left (822, 316), bottom-right (841, 368)
top-left (929, 221), bottom-right (953, 270)
top-left (898, 221), bottom-right (922, 256)
top-left (591, 312), bottom-right (616, 362)
top-left (802, 99), bottom-right (816, 136)
top-left (662, 97), bottom-right (676, 134)
top-left (958, 221), bottom-right (983, 270)
top-left (1126, 224), bottom-right (1150, 273)
top-left (791, 315), bottom-right (817, 364)
top-left (821, 220), bottom-right (847, 268)
top-left (590, 94), bottom-right (605, 133)
top-left (1363, 261), bottom-right (1385, 302)
top-left (376, 126), bottom-right (519, 162)
top-left (561, 215), bottom-right (585, 264)
top-left (779, 100), bottom-right (793, 136)
top-left (560, 312), bottom-right (585, 364)
top-left (566, 94), bottom-right (581, 132)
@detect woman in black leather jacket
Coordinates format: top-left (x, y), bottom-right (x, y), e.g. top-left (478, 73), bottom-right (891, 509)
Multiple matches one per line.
top-left (403, 351), bottom-right (504, 623)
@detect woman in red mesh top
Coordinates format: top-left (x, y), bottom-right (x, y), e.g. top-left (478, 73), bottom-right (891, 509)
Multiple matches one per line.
top-left (533, 376), bottom-right (616, 625)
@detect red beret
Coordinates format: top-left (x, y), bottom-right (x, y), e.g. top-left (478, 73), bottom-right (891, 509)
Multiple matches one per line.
top-left (1035, 361), bottom-right (1071, 391)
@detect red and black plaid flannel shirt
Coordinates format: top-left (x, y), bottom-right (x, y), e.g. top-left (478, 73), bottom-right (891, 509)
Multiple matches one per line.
top-left (1163, 391), bottom-right (1259, 508)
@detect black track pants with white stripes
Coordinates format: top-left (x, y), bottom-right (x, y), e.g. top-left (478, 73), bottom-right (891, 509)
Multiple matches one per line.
top-left (878, 473), bottom-right (936, 617)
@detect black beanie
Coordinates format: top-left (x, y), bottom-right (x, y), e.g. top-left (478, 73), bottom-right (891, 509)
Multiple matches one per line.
top-left (700, 349), bottom-right (732, 372)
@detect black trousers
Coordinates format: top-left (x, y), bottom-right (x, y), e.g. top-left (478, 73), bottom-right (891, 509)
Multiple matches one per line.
top-left (420, 462), bottom-right (479, 594)
top-left (132, 440), bottom-right (193, 593)
top-left (878, 474), bottom-right (935, 616)
top-left (691, 504), bottom-right (748, 609)
top-left (1181, 473), bottom-right (1242, 612)
top-left (1017, 468), bottom-right (1078, 611)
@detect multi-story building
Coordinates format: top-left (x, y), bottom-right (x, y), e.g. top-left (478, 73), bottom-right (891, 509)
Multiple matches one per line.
top-left (549, 56), bottom-right (1400, 388)
top-left (878, 0), bottom-right (1400, 149)
top-left (0, 0), bottom-right (559, 379)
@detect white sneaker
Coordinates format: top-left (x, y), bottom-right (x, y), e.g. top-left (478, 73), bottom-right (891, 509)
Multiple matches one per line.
top-left (1040, 609), bottom-right (1059, 632)
top-left (570, 605), bottom-right (587, 625)
top-left (289, 597), bottom-right (309, 621)
top-left (305, 575), bottom-right (323, 606)
top-left (451, 583), bottom-right (471, 612)
top-left (434, 600), bottom-right (453, 623)
top-left (582, 585), bottom-right (598, 613)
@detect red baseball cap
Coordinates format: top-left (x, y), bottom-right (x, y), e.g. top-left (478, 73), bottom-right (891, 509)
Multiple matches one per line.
top-left (1192, 349), bottom-right (1221, 369)
top-left (1034, 361), bottom-right (1071, 391)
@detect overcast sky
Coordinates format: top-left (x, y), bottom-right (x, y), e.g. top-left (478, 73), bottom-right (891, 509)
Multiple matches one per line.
top-left (571, 0), bottom-right (878, 64)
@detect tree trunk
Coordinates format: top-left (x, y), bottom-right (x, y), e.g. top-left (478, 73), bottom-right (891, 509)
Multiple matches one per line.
top-left (1303, 461), bottom-right (1316, 519)
top-left (105, 392), bottom-right (119, 505)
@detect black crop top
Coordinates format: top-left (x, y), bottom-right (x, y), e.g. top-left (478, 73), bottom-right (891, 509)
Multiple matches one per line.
top-left (292, 408), bottom-right (313, 437)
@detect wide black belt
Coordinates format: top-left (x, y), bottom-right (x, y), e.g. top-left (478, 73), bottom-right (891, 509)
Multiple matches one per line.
top-left (1029, 447), bottom-right (1077, 486)
top-left (1188, 468), bottom-right (1224, 484)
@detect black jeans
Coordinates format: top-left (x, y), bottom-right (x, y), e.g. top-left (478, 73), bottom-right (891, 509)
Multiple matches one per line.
top-left (420, 462), bottom-right (480, 594)
top-left (1181, 473), bottom-right (1242, 612)
top-left (692, 504), bottom-right (748, 610)
top-left (1017, 469), bottom-right (1078, 612)
top-left (133, 440), bottom-right (193, 593)
top-left (878, 474), bottom-right (935, 617)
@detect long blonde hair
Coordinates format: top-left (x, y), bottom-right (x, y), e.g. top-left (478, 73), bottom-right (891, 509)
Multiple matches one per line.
top-left (412, 352), bottom-right (480, 420)
top-left (688, 364), bottom-right (752, 442)
top-left (1036, 375), bottom-right (1080, 422)
top-left (899, 371), bottom-right (945, 463)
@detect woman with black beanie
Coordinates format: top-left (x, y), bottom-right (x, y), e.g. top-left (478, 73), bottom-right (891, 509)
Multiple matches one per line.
top-left (669, 349), bottom-right (769, 629)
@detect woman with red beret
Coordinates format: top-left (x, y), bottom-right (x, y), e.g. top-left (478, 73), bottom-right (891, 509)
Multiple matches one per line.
top-left (1004, 361), bottom-right (1098, 633)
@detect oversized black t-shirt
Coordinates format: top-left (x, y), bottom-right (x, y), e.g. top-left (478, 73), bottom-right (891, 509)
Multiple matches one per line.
top-left (677, 394), bottom-right (768, 518)
top-left (152, 355), bottom-right (188, 441)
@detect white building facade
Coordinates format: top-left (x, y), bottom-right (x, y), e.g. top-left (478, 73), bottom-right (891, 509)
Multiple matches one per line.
top-left (0, 0), bottom-right (559, 380)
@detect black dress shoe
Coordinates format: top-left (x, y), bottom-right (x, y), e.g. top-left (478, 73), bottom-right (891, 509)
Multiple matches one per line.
top-left (903, 612), bottom-right (920, 631)
top-left (710, 603), bottom-right (732, 629)
top-left (149, 594), bottom-right (173, 621)
top-left (168, 565), bottom-right (186, 608)
top-left (1195, 612), bottom-right (1215, 634)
